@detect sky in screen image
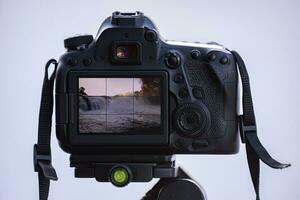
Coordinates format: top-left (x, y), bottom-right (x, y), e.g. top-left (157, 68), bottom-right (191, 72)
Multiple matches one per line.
top-left (78, 78), bottom-right (143, 96)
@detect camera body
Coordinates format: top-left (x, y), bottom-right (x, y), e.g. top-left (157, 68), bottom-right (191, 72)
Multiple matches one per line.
top-left (55, 11), bottom-right (239, 158)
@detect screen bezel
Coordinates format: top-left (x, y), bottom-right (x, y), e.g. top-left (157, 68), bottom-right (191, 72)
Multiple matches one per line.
top-left (67, 70), bottom-right (168, 145)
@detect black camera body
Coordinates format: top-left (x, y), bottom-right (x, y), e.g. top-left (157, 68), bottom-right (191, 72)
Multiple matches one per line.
top-left (55, 11), bottom-right (240, 184)
top-left (56, 11), bottom-right (239, 158)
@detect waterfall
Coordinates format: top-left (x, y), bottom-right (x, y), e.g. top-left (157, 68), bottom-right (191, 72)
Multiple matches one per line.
top-left (79, 96), bottom-right (106, 111)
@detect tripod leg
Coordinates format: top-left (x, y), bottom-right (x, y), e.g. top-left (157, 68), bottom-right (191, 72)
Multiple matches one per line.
top-left (142, 167), bottom-right (207, 200)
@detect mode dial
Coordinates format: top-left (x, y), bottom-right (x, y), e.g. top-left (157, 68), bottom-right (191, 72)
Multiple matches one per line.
top-left (64, 35), bottom-right (93, 51)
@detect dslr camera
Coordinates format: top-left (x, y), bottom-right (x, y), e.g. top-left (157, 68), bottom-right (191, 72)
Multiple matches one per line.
top-left (55, 11), bottom-right (239, 186)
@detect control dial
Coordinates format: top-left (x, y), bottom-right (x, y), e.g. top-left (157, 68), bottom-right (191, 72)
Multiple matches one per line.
top-left (174, 103), bottom-right (211, 137)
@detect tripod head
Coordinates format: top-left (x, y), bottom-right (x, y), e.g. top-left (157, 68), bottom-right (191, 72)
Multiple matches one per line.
top-left (142, 167), bottom-right (207, 200)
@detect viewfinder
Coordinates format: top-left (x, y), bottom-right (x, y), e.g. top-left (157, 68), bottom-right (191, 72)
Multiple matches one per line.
top-left (116, 45), bottom-right (137, 59)
top-left (112, 42), bottom-right (141, 64)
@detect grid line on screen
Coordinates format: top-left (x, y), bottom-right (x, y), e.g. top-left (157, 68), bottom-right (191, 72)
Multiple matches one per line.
top-left (105, 78), bottom-right (107, 131)
top-left (132, 78), bottom-right (134, 127)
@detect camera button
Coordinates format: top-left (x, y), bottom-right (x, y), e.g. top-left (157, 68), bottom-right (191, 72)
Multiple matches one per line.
top-left (174, 74), bottom-right (184, 83)
top-left (67, 57), bottom-right (78, 66)
top-left (192, 140), bottom-right (209, 149)
top-left (144, 29), bottom-right (157, 42)
top-left (165, 52), bottom-right (181, 68)
top-left (175, 138), bottom-right (186, 149)
top-left (191, 50), bottom-right (201, 59)
top-left (178, 88), bottom-right (189, 98)
top-left (83, 58), bottom-right (92, 66)
top-left (207, 52), bottom-right (217, 61)
top-left (220, 56), bottom-right (229, 64)
top-left (192, 87), bottom-right (204, 99)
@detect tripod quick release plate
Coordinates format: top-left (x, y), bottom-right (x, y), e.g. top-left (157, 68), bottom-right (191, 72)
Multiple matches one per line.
top-left (70, 155), bottom-right (176, 187)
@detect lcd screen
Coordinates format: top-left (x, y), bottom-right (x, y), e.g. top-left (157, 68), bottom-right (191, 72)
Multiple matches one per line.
top-left (78, 77), bottom-right (162, 134)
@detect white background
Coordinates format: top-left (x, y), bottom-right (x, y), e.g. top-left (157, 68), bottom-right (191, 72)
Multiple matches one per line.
top-left (0, 0), bottom-right (299, 199)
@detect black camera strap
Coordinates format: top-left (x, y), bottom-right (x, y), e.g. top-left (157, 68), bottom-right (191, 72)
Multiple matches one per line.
top-left (231, 51), bottom-right (291, 200)
top-left (33, 59), bottom-right (58, 200)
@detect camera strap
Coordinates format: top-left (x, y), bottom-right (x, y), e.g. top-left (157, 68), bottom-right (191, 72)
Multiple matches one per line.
top-left (33, 59), bottom-right (58, 200)
top-left (231, 51), bottom-right (291, 200)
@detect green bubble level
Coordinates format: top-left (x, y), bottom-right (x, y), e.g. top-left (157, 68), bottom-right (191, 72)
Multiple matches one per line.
top-left (111, 167), bottom-right (129, 186)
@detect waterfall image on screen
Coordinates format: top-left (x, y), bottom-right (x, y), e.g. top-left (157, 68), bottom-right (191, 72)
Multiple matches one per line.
top-left (78, 77), bottom-right (161, 134)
